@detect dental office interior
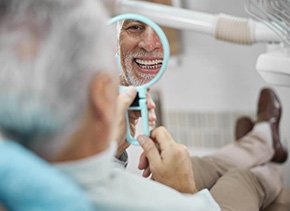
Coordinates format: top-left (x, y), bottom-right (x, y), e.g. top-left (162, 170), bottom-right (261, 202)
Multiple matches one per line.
top-left (2, 0), bottom-right (290, 210)
top-left (108, 0), bottom-right (290, 194)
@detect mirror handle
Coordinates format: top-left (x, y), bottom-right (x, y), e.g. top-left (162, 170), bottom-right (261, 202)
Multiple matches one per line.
top-left (125, 97), bottom-right (149, 146)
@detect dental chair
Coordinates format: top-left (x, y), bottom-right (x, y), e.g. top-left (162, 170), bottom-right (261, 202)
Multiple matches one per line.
top-left (0, 140), bottom-right (93, 211)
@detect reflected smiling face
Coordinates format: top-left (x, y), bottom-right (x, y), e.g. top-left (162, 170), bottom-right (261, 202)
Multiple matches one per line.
top-left (119, 20), bottom-right (163, 86)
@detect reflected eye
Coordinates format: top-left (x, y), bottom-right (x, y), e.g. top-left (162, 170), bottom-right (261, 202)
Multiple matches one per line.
top-left (124, 24), bottom-right (144, 33)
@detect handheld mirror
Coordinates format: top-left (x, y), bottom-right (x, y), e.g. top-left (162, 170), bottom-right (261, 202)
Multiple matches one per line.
top-left (108, 14), bottom-right (170, 145)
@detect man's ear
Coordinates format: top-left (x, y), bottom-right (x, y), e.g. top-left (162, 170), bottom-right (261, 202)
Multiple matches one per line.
top-left (89, 72), bottom-right (117, 124)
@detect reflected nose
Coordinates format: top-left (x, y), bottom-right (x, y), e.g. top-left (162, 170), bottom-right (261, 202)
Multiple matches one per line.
top-left (138, 28), bottom-right (162, 52)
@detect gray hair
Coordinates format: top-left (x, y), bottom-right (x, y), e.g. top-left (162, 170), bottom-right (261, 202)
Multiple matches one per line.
top-left (0, 0), bottom-right (115, 157)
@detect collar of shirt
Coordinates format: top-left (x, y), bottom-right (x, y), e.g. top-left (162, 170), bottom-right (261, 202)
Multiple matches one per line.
top-left (55, 141), bottom-right (117, 186)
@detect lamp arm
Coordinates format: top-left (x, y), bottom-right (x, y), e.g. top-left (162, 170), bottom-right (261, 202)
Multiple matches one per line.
top-left (117, 0), bottom-right (281, 45)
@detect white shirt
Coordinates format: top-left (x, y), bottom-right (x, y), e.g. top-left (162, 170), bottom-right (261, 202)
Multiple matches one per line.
top-left (56, 143), bottom-right (221, 211)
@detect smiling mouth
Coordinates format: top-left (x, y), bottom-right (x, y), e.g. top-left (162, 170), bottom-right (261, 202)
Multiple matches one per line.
top-left (134, 58), bottom-right (163, 73)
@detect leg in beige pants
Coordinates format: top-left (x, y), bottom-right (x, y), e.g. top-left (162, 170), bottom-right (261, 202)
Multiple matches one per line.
top-left (191, 123), bottom-right (283, 210)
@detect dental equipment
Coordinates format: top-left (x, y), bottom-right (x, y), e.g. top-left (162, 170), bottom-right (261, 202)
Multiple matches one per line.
top-left (117, 0), bottom-right (281, 44)
top-left (245, 0), bottom-right (290, 86)
top-left (116, 0), bottom-right (290, 86)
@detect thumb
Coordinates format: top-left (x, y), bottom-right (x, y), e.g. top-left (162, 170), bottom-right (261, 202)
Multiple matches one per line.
top-left (117, 86), bottom-right (137, 112)
top-left (138, 135), bottom-right (161, 167)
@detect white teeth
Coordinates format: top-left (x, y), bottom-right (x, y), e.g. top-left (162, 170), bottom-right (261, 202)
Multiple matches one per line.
top-left (135, 59), bottom-right (163, 65)
top-left (138, 64), bottom-right (161, 70)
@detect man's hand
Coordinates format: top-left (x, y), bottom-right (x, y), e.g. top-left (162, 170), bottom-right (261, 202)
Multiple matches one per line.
top-left (128, 92), bottom-right (157, 129)
top-left (138, 127), bottom-right (197, 194)
top-left (113, 86), bottom-right (136, 158)
top-left (113, 88), bottom-right (156, 158)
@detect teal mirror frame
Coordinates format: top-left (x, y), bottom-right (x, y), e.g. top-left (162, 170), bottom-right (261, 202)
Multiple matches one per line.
top-left (108, 13), bottom-right (170, 146)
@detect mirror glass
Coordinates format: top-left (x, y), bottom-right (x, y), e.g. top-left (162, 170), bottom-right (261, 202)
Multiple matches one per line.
top-left (118, 19), bottom-right (164, 86)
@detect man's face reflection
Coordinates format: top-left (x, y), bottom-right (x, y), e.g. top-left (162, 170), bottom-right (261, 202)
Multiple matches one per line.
top-left (119, 20), bottom-right (163, 86)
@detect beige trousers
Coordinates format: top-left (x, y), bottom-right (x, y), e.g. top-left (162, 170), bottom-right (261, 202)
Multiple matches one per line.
top-left (191, 123), bottom-right (283, 211)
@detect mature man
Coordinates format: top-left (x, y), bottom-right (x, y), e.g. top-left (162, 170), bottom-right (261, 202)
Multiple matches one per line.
top-left (0, 0), bottom-right (287, 211)
top-left (0, 0), bottom-right (218, 210)
top-left (119, 20), bottom-right (163, 86)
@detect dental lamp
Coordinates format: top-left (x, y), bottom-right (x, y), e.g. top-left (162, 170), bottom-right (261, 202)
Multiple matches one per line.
top-left (116, 0), bottom-right (290, 87)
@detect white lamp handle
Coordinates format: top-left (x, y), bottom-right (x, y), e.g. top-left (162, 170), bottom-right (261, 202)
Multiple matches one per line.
top-left (117, 0), bottom-right (281, 44)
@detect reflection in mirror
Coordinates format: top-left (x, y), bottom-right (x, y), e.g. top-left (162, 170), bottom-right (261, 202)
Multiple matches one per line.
top-left (119, 19), bottom-right (163, 86)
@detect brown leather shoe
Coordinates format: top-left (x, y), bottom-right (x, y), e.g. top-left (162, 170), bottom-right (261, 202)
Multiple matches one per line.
top-left (257, 88), bottom-right (288, 163)
top-left (235, 116), bottom-right (254, 140)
